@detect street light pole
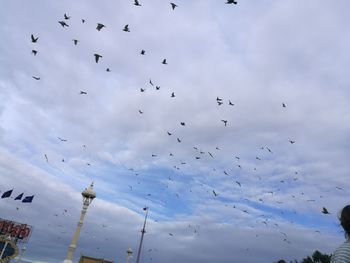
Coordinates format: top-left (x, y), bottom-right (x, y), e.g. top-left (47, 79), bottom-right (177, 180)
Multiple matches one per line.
top-left (16, 246), bottom-right (26, 263)
top-left (135, 207), bottom-right (148, 263)
top-left (126, 248), bottom-right (133, 263)
top-left (63, 182), bottom-right (96, 263)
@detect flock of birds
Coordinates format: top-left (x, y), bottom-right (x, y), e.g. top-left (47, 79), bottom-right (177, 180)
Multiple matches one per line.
top-left (4, 0), bottom-right (343, 261)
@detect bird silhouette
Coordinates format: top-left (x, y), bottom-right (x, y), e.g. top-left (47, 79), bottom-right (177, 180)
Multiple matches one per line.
top-left (134, 0), bottom-right (141, 6)
top-left (32, 50), bottom-right (38, 55)
top-left (58, 137), bottom-right (67, 142)
top-left (44, 154), bottom-right (48, 162)
top-left (213, 190), bottom-right (218, 196)
top-left (170, 3), bottom-right (177, 9)
top-left (226, 0), bottom-right (237, 4)
top-left (32, 76), bottom-right (40, 80)
top-left (73, 39), bottom-right (79, 45)
top-left (106, 68), bottom-right (111, 72)
top-left (229, 100), bottom-right (234, 106)
top-left (236, 181), bottom-right (241, 187)
top-left (149, 79), bottom-right (154, 86)
top-left (81, 19), bottom-right (85, 23)
top-left (171, 92), bottom-right (175, 97)
top-left (138, 110), bottom-right (143, 114)
top-left (282, 103), bottom-right (286, 108)
top-left (64, 13), bottom-right (70, 20)
top-left (156, 86), bottom-right (160, 90)
top-left (58, 21), bottom-right (69, 27)
top-left (140, 88), bottom-right (145, 92)
top-left (167, 131), bottom-right (172, 136)
top-left (96, 23), bottom-right (105, 31)
top-left (322, 207), bottom-right (330, 214)
top-left (289, 140), bottom-right (296, 144)
top-left (162, 59), bottom-right (168, 65)
top-left (180, 122), bottom-right (185, 126)
top-left (80, 91), bottom-right (87, 94)
top-left (31, 34), bottom-right (38, 43)
top-left (177, 138), bottom-right (181, 143)
top-left (123, 24), bottom-right (130, 32)
top-left (94, 54), bottom-right (102, 63)
top-left (221, 120), bottom-right (228, 127)
top-left (141, 50), bottom-right (146, 55)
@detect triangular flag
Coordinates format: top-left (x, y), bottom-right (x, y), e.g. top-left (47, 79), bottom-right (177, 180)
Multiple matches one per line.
top-left (22, 195), bottom-right (34, 203)
top-left (1, 189), bottom-right (13, 199)
top-left (14, 193), bottom-right (24, 200)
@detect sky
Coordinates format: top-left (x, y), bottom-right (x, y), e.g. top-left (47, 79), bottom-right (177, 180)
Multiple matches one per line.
top-left (1, 0), bottom-right (350, 262)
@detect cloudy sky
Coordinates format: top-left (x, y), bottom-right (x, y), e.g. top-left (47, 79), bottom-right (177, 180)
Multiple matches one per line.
top-left (1, 0), bottom-right (350, 262)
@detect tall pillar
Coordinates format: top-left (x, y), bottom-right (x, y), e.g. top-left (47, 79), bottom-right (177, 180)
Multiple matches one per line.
top-left (63, 183), bottom-right (96, 263)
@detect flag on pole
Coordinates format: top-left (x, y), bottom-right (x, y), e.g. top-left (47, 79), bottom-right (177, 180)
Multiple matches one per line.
top-left (22, 195), bottom-right (34, 203)
top-left (14, 193), bottom-right (24, 200)
top-left (1, 189), bottom-right (13, 198)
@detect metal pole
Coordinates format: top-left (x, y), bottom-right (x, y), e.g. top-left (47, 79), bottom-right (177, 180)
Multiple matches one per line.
top-left (16, 246), bottom-right (26, 263)
top-left (135, 208), bottom-right (148, 263)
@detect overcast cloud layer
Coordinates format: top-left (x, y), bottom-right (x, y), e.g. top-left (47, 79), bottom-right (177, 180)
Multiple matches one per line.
top-left (1, 1), bottom-right (350, 263)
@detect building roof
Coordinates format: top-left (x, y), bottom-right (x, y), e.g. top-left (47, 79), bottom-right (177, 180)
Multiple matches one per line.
top-left (79, 255), bottom-right (114, 263)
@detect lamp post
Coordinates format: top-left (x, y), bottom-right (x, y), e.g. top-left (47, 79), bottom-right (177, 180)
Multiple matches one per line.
top-left (135, 207), bottom-right (148, 263)
top-left (16, 246), bottom-right (26, 263)
top-left (63, 182), bottom-right (96, 263)
top-left (126, 248), bottom-right (133, 263)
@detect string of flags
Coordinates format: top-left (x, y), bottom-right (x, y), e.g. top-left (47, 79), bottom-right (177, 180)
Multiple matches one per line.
top-left (1, 189), bottom-right (35, 203)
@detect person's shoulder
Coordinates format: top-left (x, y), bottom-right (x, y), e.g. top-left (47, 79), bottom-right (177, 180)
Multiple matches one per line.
top-left (332, 241), bottom-right (350, 262)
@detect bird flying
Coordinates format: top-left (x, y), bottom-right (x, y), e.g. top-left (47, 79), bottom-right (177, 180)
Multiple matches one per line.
top-left (322, 207), bottom-right (330, 214)
top-left (123, 24), bottom-right (130, 32)
top-left (96, 23), bottom-right (105, 31)
top-left (94, 54), bottom-right (102, 63)
top-left (170, 3), bottom-right (177, 9)
top-left (58, 21), bottom-right (69, 27)
top-left (31, 34), bottom-right (38, 43)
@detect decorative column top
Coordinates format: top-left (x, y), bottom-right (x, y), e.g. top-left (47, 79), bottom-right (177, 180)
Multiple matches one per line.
top-left (81, 182), bottom-right (96, 200)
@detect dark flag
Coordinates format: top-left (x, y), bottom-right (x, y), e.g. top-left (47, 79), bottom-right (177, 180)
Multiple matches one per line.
top-left (22, 195), bottom-right (34, 203)
top-left (1, 189), bottom-right (13, 198)
top-left (14, 193), bottom-right (24, 200)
